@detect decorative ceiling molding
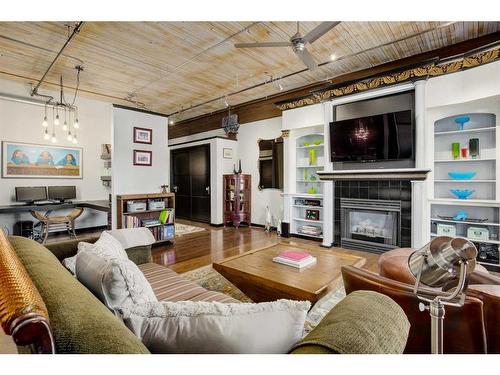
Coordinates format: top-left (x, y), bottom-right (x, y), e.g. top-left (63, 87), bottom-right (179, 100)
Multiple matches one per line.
top-left (276, 45), bottom-right (500, 111)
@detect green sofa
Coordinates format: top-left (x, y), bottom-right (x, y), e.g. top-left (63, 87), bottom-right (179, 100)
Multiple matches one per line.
top-left (0, 233), bottom-right (410, 354)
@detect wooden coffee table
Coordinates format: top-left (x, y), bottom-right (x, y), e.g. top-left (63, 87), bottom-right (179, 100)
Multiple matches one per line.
top-left (213, 243), bottom-right (365, 303)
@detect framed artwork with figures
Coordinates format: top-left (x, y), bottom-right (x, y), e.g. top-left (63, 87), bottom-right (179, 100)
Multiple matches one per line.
top-left (2, 141), bottom-right (83, 178)
top-left (133, 150), bottom-right (152, 166)
top-left (133, 127), bottom-right (152, 144)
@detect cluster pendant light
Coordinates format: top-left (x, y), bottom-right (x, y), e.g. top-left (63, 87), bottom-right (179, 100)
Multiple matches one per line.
top-left (42, 104), bottom-right (80, 144)
top-left (37, 66), bottom-right (83, 145)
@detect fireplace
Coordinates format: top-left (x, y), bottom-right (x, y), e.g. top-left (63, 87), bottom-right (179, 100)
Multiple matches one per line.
top-left (341, 198), bottom-right (401, 253)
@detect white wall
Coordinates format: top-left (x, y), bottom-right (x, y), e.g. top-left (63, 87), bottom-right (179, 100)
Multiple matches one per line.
top-left (169, 118), bottom-right (283, 226)
top-left (169, 137), bottom-right (238, 225)
top-left (0, 78), bottom-right (112, 233)
top-left (237, 117), bottom-right (283, 226)
top-left (426, 61), bottom-right (500, 108)
top-left (111, 107), bottom-right (169, 228)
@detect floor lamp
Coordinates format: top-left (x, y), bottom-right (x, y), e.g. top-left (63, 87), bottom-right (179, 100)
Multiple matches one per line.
top-left (408, 236), bottom-right (478, 354)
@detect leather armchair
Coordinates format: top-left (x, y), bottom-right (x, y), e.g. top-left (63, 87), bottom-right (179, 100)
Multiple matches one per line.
top-left (377, 248), bottom-right (500, 353)
top-left (342, 265), bottom-right (488, 353)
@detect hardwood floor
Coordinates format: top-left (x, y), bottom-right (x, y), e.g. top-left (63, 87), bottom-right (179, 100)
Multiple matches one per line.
top-left (153, 220), bottom-right (380, 274)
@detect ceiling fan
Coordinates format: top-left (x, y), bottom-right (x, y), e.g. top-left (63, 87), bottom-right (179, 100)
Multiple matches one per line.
top-left (234, 21), bottom-right (340, 71)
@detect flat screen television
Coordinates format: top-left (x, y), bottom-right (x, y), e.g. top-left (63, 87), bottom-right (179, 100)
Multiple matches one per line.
top-left (330, 110), bottom-right (414, 163)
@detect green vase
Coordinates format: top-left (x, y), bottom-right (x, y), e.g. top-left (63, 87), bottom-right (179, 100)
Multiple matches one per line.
top-left (451, 142), bottom-right (460, 160)
top-left (309, 149), bottom-right (317, 166)
top-left (303, 169), bottom-right (308, 180)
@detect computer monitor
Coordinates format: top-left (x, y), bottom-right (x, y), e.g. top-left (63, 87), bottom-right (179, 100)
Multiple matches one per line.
top-left (47, 186), bottom-right (76, 202)
top-left (15, 186), bottom-right (47, 204)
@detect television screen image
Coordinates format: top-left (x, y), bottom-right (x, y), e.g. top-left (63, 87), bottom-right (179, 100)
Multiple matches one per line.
top-left (330, 110), bottom-right (413, 163)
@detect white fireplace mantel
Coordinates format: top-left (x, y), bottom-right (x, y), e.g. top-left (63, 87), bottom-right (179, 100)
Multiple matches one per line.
top-left (317, 168), bottom-right (431, 181)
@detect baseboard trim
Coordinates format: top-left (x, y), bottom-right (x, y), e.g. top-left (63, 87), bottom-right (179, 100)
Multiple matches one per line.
top-left (250, 223), bottom-right (277, 231)
top-left (291, 233), bottom-right (322, 242)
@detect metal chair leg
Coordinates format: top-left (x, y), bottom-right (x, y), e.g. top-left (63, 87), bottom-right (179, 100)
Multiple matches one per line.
top-left (43, 222), bottom-right (49, 244)
top-left (71, 221), bottom-right (77, 239)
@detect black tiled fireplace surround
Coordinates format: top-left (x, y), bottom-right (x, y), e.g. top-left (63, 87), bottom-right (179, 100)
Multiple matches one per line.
top-left (334, 180), bottom-right (412, 250)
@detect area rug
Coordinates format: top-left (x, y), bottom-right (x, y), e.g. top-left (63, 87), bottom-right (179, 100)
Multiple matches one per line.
top-left (175, 222), bottom-right (206, 236)
top-left (181, 265), bottom-right (347, 336)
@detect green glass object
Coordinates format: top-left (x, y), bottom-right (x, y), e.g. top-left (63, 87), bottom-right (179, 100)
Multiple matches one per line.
top-left (307, 185), bottom-right (317, 194)
top-left (451, 142), bottom-right (460, 160)
top-left (303, 169), bottom-right (308, 180)
top-left (309, 148), bottom-right (317, 166)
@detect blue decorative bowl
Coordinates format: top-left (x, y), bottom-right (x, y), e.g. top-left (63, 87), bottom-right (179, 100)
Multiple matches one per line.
top-left (450, 189), bottom-right (475, 199)
top-left (448, 171), bottom-right (476, 180)
top-left (455, 116), bottom-right (470, 131)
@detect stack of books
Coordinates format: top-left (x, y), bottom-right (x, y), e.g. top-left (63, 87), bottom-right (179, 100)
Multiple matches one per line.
top-left (272, 250), bottom-right (317, 269)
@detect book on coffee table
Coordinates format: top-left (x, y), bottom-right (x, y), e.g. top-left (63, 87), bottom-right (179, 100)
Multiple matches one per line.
top-left (272, 250), bottom-right (317, 268)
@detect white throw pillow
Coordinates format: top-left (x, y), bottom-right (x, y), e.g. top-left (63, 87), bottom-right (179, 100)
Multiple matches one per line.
top-left (78, 231), bottom-right (128, 260)
top-left (75, 251), bottom-right (157, 312)
top-left (119, 299), bottom-right (310, 354)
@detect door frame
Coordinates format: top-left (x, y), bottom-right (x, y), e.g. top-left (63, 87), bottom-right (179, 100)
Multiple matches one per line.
top-left (170, 143), bottom-right (211, 223)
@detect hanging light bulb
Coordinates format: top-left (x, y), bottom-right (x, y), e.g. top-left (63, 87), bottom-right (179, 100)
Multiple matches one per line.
top-left (67, 130), bottom-right (73, 142)
top-left (72, 134), bottom-right (78, 144)
top-left (42, 104), bottom-right (48, 127)
top-left (62, 108), bottom-right (68, 131)
top-left (43, 129), bottom-right (50, 140)
top-left (54, 107), bottom-right (60, 126)
top-left (51, 132), bottom-right (57, 143)
top-left (74, 108), bottom-right (79, 129)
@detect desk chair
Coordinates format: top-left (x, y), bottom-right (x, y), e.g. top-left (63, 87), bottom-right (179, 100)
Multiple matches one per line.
top-left (31, 208), bottom-right (84, 243)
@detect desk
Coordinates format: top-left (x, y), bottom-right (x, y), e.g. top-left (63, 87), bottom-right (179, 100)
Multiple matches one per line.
top-left (0, 200), bottom-right (110, 214)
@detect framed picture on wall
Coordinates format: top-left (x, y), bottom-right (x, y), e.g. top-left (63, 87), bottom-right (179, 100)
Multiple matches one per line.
top-left (133, 127), bottom-right (153, 144)
top-left (2, 141), bottom-right (83, 178)
top-left (223, 148), bottom-right (233, 159)
top-left (133, 150), bottom-right (152, 166)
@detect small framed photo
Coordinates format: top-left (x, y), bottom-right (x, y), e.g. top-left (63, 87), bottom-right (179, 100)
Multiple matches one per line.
top-left (306, 209), bottom-right (320, 221)
top-left (133, 127), bottom-right (152, 144)
top-left (223, 148), bottom-right (233, 159)
top-left (133, 150), bottom-right (152, 166)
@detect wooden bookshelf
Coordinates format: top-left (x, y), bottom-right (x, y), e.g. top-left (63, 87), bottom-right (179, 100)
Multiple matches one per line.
top-left (116, 192), bottom-right (175, 244)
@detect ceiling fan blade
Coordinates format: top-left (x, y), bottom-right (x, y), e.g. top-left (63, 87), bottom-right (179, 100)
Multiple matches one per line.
top-left (234, 42), bottom-right (292, 48)
top-left (295, 48), bottom-right (318, 71)
top-left (303, 21), bottom-right (341, 44)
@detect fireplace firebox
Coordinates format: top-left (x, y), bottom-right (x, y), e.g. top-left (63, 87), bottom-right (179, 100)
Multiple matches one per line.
top-left (341, 198), bottom-right (401, 253)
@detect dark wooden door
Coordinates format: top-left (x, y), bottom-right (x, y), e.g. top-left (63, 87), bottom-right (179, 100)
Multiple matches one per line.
top-left (171, 144), bottom-right (211, 222)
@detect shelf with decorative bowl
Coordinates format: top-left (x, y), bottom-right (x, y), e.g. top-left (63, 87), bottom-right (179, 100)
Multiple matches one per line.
top-left (430, 233), bottom-right (500, 245)
top-left (434, 127), bottom-right (496, 136)
top-left (430, 217), bottom-right (500, 227)
top-left (435, 158), bottom-right (496, 163)
top-left (435, 179), bottom-right (495, 183)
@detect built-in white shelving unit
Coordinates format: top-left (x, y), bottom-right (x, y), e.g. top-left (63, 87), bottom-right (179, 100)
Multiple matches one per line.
top-left (430, 108), bottom-right (500, 269)
top-left (290, 131), bottom-right (325, 239)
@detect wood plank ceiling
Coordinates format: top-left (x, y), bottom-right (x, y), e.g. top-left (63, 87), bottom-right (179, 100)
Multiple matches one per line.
top-left (1, 21), bottom-right (499, 122)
